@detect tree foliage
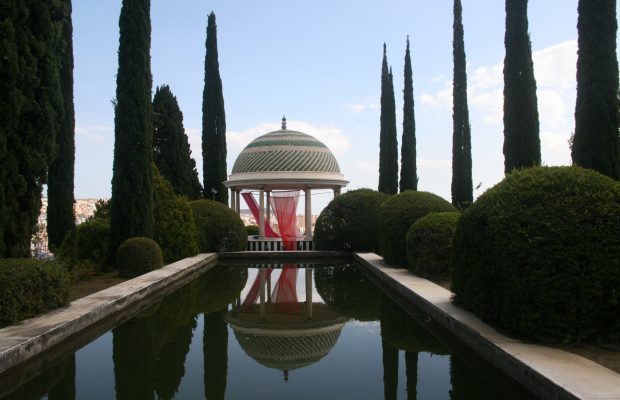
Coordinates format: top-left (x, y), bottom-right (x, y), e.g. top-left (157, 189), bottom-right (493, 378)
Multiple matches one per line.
top-left (47, 0), bottom-right (76, 251)
top-left (379, 44), bottom-right (399, 195)
top-left (572, 0), bottom-right (620, 180)
top-left (451, 0), bottom-right (473, 209)
top-left (110, 0), bottom-right (154, 257)
top-left (503, 0), bottom-right (540, 173)
top-left (400, 37), bottom-right (417, 192)
top-left (0, 0), bottom-right (65, 257)
top-left (153, 85), bottom-right (202, 200)
top-left (202, 12), bottom-right (228, 204)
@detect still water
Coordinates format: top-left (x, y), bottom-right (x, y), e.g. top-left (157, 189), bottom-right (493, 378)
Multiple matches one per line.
top-left (1, 263), bottom-right (533, 399)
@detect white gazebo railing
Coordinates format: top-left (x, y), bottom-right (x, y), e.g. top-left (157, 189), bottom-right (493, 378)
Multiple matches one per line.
top-left (247, 236), bottom-right (314, 251)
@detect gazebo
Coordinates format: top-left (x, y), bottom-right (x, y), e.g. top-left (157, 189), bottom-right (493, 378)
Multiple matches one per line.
top-left (224, 117), bottom-right (348, 249)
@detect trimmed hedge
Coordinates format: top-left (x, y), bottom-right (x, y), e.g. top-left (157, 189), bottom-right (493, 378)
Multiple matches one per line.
top-left (190, 200), bottom-right (246, 252)
top-left (58, 218), bottom-right (111, 278)
top-left (406, 212), bottom-right (460, 279)
top-left (314, 189), bottom-right (390, 252)
top-left (153, 168), bottom-right (199, 263)
top-left (379, 191), bottom-right (456, 266)
top-left (117, 237), bottom-right (164, 278)
top-left (0, 259), bottom-right (70, 327)
top-left (452, 166), bottom-right (620, 343)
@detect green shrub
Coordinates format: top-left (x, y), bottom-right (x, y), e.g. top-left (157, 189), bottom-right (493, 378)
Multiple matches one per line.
top-left (452, 166), bottom-right (620, 343)
top-left (314, 189), bottom-right (390, 252)
top-left (153, 168), bottom-right (199, 263)
top-left (379, 191), bottom-right (456, 266)
top-left (245, 225), bottom-right (259, 236)
top-left (0, 259), bottom-right (70, 327)
top-left (116, 237), bottom-right (164, 278)
top-left (406, 212), bottom-right (460, 279)
top-left (190, 200), bottom-right (246, 252)
top-left (57, 218), bottom-right (111, 279)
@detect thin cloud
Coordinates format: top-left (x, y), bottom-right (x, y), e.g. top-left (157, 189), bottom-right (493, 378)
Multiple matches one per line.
top-left (343, 102), bottom-right (380, 113)
top-left (75, 123), bottom-right (112, 142)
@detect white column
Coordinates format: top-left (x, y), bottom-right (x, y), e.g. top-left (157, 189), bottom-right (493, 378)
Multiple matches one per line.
top-left (259, 269), bottom-right (266, 320)
top-left (259, 188), bottom-right (265, 238)
top-left (230, 188), bottom-right (236, 210)
top-left (304, 187), bottom-right (312, 239)
top-left (236, 190), bottom-right (241, 214)
top-left (333, 186), bottom-right (341, 198)
top-left (305, 268), bottom-right (313, 319)
top-left (266, 190), bottom-right (271, 234)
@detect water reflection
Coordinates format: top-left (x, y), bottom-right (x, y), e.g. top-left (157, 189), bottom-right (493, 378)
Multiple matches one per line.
top-left (1, 263), bottom-right (528, 399)
top-left (226, 266), bottom-right (347, 382)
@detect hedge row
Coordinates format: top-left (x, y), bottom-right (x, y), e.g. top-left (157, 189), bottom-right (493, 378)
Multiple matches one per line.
top-left (0, 259), bottom-right (70, 327)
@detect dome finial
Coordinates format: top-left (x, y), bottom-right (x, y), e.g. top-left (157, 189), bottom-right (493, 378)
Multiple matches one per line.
top-left (281, 115), bottom-right (287, 130)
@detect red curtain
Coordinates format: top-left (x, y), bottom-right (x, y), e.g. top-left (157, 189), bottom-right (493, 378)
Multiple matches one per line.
top-left (241, 266), bottom-right (300, 315)
top-left (241, 192), bottom-right (279, 237)
top-left (270, 191), bottom-right (300, 250)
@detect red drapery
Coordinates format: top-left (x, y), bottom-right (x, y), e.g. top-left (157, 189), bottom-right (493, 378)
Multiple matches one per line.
top-left (241, 192), bottom-right (279, 237)
top-left (270, 191), bottom-right (300, 251)
top-left (241, 266), bottom-right (300, 314)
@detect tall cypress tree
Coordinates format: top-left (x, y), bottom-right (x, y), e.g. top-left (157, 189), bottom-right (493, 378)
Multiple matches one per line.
top-left (202, 12), bottom-right (228, 204)
top-left (451, 0), bottom-right (473, 209)
top-left (379, 44), bottom-right (398, 195)
top-left (572, 0), bottom-right (620, 180)
top-left (0, 0), bottom-right (64, 257)
top-left (400, 36), bottom-right (417, 192)
top-left (110, 0), bottom-right (154, 256)
top-left (503, 0), bottom-right (540, 173)
top-left (48, 0), bottom-right (76, 251)
top-left (153, 85), bottom-right (202, 200)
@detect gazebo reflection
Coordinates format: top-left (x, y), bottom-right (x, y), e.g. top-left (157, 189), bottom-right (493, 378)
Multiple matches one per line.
top-left (226, 266), bottom-right (347, 381)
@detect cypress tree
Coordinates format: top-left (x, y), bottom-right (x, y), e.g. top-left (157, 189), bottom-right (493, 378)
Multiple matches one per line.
top-left (48, 0), bottom-right (76, 251)
top-left (572, 0), bottom-right (620, 180)
top-left (202, 12), bottom-right (228, 204)
top-left (503, 0), bottom-right (540, 173)
top-left (153, 85), bottom-right (202, 200)
top-left (451, 0), bottom-right (473, 209)
top-left (0, 0), bottom-right (64, 257)
top-left (379, 44), bottom-right (398, 195)
top-left (110, 0), bottom-right (154, 256)
top-left (400, 36), bottom-right (417, 192)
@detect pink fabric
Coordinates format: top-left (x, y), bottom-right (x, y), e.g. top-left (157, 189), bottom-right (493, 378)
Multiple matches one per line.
top-left (241, 268), bottom-right (273, 308)
top-left (272, 266), bottom-right (300, 314)
top-left (241, 192), bottom-right (279, 237)
top-left (270, 191), bottom-right (300, 250)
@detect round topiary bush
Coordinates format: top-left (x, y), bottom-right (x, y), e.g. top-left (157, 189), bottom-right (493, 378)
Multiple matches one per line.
top-left (314, 189), bottom-right (390, 252)
top-left (190, 200), bottom-right (246, 252)
top-left (117, 237), bottom-right (164, 278)
top-left (379, 191), bottom-right (457, 266)
top-left (452, 166), bottom-right (620, 343)
top-left (406, 212), bottom-right (460, 280)
top-left (245, 224), bottom-right (259, 236)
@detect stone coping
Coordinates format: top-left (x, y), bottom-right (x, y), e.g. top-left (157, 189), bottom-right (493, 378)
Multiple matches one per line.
top-left (353, 252), bottom-right (620, 400)
top-left (0, 253), bottom-right (218, 377)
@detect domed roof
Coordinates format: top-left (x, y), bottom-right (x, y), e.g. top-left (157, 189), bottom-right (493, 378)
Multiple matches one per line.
top-left (232, 129), bottom-right (341, 174)
top-left (225, 118), bottom-right (348, 189)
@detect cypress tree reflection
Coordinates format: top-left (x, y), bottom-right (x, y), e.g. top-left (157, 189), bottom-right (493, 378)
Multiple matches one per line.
top-left (203, 308), bottom-right (228, 400)
top-left (382, 339), bottom-right (399, 400)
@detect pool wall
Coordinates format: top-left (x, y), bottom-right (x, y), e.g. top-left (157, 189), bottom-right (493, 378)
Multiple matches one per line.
top-left (353, 252), bottom-right (620, 400)
top-left (0, 253), bottom-right (218, 376)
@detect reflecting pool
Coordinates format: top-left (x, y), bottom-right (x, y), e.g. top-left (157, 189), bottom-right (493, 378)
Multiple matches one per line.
top-left (0, 263), bottom-right (535, 399)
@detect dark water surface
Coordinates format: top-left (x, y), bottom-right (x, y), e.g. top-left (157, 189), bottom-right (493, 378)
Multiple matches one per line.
top-left (0, 263), bottom-right (535, 399)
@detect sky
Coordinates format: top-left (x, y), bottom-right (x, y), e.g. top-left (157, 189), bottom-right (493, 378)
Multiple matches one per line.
top-left (70, 0), bottom-right (614, 214)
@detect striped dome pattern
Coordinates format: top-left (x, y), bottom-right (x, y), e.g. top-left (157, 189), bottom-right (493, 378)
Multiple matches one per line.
top-left (232, 130), bottom-right (341, 174)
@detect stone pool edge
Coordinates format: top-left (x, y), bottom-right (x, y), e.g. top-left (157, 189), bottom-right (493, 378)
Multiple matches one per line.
top-left (353, 252), bottom-right (620, 400)
top-left (0, 253), bottom-right (218, 376)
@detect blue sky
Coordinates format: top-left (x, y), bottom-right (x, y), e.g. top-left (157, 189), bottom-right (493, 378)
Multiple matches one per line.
top-left (70, 1), bottom-right (609, 213)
